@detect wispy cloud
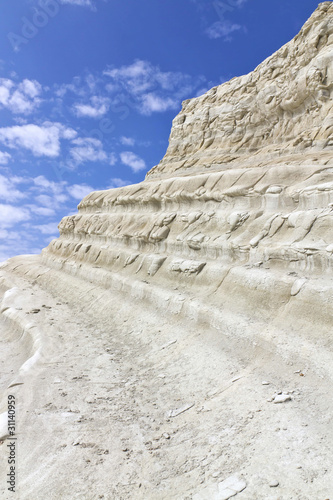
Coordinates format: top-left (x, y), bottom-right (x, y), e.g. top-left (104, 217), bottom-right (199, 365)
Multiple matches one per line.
top-left (190, 0), bottom-right (248, 41)
top-left (120, 151), bottom-right (146, 173)
top-left (54, 60), bottom-right (207, 122)
top-left (34, 222), bottom-right (60, 235)
top-left (0, 122), bottom-right (76, 157)
top-left (234, 0), bottom-right (248, 6)
top-left (27, 205), bottom-right (56, 217)
top-left (0, 174), bottom-right (26, 202)
top-left (140, 94), bottom-right (179, 115)
top-left (120, 136), bottom-right (135, 146)
top-left (69, 137), bottom-right (108, 165)
top-left (0, 204), bottom-right (30, 228)
top-left (205, 20), bottom-right (242, 40)
top-left (66, 183), bottom-right (94, 200)
top-left (0, 78), bottom-right (42, 114)
top-left (0, 151), bottom-right (11, 164)
top-left (109, 152), bottom-right (117, 165)
top-left (0, 169), bottom-right (108, 261)
top-left (58, 0), bottom-right (95, 7)
top-left (73, 96), bottom-right (110, 118)
top-left (104, 59), bottom-right (206, 115)
top-left (108, 177), bottom-right (131, 189)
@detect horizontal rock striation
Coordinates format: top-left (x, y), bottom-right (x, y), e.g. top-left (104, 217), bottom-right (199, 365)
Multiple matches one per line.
top-left (36, 2), bottom-right (333, 367)
top-left (1, 4), bottom-right (333, 499)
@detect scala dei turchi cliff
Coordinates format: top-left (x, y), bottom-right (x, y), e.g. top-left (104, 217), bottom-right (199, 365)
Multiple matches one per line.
top-left (1, 3), bottom-right (333, 499)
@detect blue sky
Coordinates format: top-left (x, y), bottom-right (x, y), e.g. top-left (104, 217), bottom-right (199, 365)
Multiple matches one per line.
top-left (0, 0), bottom-right (322, 260)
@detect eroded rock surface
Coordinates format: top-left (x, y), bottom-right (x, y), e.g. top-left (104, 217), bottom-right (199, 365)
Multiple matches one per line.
top-left (1, 4), bottom-right (333, 499)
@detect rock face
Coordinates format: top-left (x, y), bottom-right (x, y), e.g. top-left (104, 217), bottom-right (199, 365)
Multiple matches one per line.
top-left (150, 1), bottom-right (332, 178)
top-left (1, 4), bottom-right (333, 500)
top-left (46, 1), bottom-right (333, 358)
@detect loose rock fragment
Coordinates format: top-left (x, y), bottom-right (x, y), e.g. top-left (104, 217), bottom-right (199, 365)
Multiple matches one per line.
top-left (193, 475), bottom-right (247, 500)
top-left (273, 393), bottom-right (292, 404)
top-left (167, 403), bottom-right (194, 418)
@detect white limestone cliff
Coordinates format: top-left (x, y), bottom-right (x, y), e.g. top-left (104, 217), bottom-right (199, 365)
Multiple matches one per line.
top-left (1, 4), bottom-right (333, 499)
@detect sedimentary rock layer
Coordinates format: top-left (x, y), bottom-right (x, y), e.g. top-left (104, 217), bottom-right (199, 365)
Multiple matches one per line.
top-left (0, 3), bottom-right (333, 499)
top-left (38, 2), bottom-right (333, 370)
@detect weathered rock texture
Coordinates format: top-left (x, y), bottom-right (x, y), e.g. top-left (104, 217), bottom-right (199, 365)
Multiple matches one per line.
top-left (151, 1), bottom-right (333, 178)
top-left (1, 3), bottom-right (333, 499)
top-left (46, 1), bottom-right (333, 364)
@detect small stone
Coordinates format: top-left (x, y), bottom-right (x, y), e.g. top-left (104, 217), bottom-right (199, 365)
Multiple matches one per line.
top-left (163, 433), bottom-right (170, 439)
top-left (262, 381), bottom-right (270, 385)
top-left (269, 480), bottom-right (279, 487)
top-left (167, 403), bottom-right (194, 418)
top-left (218, 475), bottom-right (247, 498)
top-left (273, 393), bottom-right (292, 404)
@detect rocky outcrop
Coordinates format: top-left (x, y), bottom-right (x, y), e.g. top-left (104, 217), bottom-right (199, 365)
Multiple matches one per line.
top-left (37, 2), bottom-right (333, 367)
top-left (1, 4), bottom-right (333, 499)
top-left (150, 1), bottom-right (333, 178)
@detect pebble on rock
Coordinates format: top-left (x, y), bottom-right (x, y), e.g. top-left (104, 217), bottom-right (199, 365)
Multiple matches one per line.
top-left (273, 393), bottom-right (292, 404)
top-left (193, 474), bottom-right (247, 500)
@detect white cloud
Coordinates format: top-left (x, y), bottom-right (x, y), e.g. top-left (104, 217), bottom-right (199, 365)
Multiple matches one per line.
top-left (0, 151), bottom-right (11, 164)
top-left (140, 94), bottom-right (178, 115)
top-left (0, 174), bottom-right (26, 202)
top-left (105, 60), bottom-right (154, 95)
top-left (120, 151), bottom-right (146, 173)
top-left (55, 82), bottom-right (83, 99)
top-left (32, 176), bottom-right (72, 203)
top-left (33, 175), bottom-right (66, 193)
top-left (54, 60), bottom-right (206, 121)
top-left (0, 78), bottom-right (42, 114)
top-left (109, 152), bottom-right (117, 165)
top-left (28, 205), bottom-right (56, 217)
top-left (69, 137), bottom-right (107, 165)
top-left (59, 0), bottom-right (94, 6)
top-left (34, 194), bottom-right (55, 207)
top-left (108, 177), bottom-right (131, 189)
top-left (35, 192), bottom-right (68, 206)
top-left (0, 204), bottom-right (30, 228)
top-left (34, 222), bottom-right (60, 235)
top-left (73, 96), bottom-right (110, 118)
top-left (104, 59), bottom-right (206, 115)
top-left (0, 123), bottom-right (77, 157)
top-left (67, 184), bottom-right (94, 200)
top-left (0, 171), bottom-right (102, 262)
top-left (120, 136), bottom-right (135, 146)
top-left (205, 20), bottom-right (242, 40)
